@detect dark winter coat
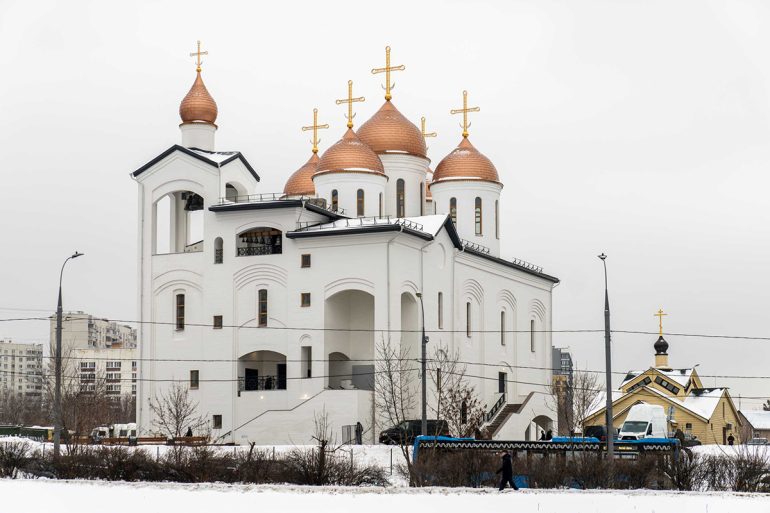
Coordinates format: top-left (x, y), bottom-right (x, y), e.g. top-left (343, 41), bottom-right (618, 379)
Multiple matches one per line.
top-left (496, 453), bottom-right (513, 478)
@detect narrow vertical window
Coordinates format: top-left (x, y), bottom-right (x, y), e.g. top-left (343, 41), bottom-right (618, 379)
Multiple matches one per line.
top-left (214, 237), bottom-right (223, 264)
top-left (258, 289), bottom-right (268, 327)
top-left (175, 294), bottom-right (185, 331)
top-left (212, 414), bottom-right (222, 429)
top-left (190, 370), bottom-right (199, 389)
top-left (466, 302), bottom-right (471, 338)
top-left (213, 315), bottom-right (223, 329)
top-left (379, 192), bottom-right (383, 217)
top-left (331, 190), bottom-right (338, 211)
top-left (495, 200), bottom-right (499, 240)
top-left (420, 183), bottom-right (424, 215)
top-left (500, 311), bottom-right (506, 346)
top-left (450, 198), bottom-right (457, 225)
top-left (301, 254), bottom-right (311, 268)
top-left (396, 179), bottom-right (405, 217)
top-left (475, 197), bottom-right (482, 235)
top-left (530, 319), bottom-right (536, 352)
top-left (438, 292), bottom-right (444, 330)
top-left (301, 293), bottom-right (311, 307)
top-left (357, 189), bottom-right (365, 217)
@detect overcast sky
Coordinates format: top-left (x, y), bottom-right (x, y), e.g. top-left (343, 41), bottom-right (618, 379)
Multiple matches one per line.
top-left (1, 0), bottom-right (768, 408)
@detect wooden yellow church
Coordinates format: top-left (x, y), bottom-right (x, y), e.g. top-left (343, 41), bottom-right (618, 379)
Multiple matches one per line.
top-left (584, 310), bottom-right (742, 445)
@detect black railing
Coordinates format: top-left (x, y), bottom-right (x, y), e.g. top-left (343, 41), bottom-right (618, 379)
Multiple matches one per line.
top-left (238, 375), bottom-right (286, 392)
top-left (237, 245), bottom-right (282, 257)
top-left (486, 392), bottom-right (506, 422)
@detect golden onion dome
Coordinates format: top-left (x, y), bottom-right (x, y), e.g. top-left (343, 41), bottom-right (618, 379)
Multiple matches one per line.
top-left (179, 71), bottom-right (218, 125)
top-left (357, 101), bottom-right (427, 158)
top-left (432, 137), bottom-right (501, 185)
top-left (314, 128), bottom-right (385, 177)
top-left (283, 153), bottom-right (319, 196)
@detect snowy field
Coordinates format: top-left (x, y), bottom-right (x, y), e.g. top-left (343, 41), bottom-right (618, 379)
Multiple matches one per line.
top-left (0, 479), bottom-right (768, 513)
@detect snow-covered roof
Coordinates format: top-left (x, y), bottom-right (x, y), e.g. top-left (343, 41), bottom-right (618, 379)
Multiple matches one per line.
top-left (187, 148), bottom-right (241, 163)
top-left (621, 368), bottom-right (695, 388)
top-left (587, 386), bottom-right (728, 422)
top-left (132, 145), bottom-right (259, 181)
top-left (740, 410), bottom-right (770, 430)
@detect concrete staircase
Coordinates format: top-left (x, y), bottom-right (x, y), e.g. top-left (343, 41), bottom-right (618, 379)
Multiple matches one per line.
top-left (486, 403), bottom-right (522, 438)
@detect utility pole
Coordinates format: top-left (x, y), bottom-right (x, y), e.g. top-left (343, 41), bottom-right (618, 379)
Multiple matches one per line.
top-left (598, 253), bottom-right (614, 461)
top-left (415, 292), bottom-right (428, 436)
top-left (54, 251), bottom-right (84, 460)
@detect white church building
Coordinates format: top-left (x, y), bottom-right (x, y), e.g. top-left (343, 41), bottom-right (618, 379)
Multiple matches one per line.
top-left (132, 47), bottom-right (560, 444)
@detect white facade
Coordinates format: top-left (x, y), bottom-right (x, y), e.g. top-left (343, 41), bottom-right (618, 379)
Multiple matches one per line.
top-left (133, 75), bottom-right (559, 444)
top-left (0, 340), bottom-right (44, 398)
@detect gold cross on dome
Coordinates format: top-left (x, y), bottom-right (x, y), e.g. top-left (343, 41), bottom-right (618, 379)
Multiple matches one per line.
top-left (654, 308), bottom-right (668, 336)
top-left (189, 40), bottom-right (208, 72)
top-left (301, 108), bottom-right (329, 154)
top-left (450, 90), bottom-right (480, 138)
top-left (335, 80), bottom-right (365, 129)
top-left (421, 117), bottom-right (437, 139)
top-left (371, 46), bottom-right (405, 101)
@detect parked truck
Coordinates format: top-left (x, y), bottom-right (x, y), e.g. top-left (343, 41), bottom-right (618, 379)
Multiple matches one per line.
top-left (618, 404), bottom-right (667, 440)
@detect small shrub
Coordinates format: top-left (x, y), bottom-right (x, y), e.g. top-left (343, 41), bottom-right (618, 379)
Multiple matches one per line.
top-left (0, 440), bottom-right (31, 478)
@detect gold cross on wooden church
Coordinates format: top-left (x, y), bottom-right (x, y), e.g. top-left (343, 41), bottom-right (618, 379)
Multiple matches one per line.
top-left (654, 308), bottom-right (668, 336)
top-left (335, 80), bottom-right (365, 129)
top-left (301, 109), bottom-right (329, 154)
top-left (189, 40), bottom-right (208, 72)
top-left (371, 46), bottom-right (405, 101)
top-left (421, 117), bottom-right (437, 139)
top-left (450, 90), bottom-right (480, 138)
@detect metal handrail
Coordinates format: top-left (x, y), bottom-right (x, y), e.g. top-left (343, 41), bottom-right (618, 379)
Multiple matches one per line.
top-left (294, 216), bottom-right (425, 233)
top-left (485, 392), bottom-right (506, 422)
top-left (215, 193), bottom-right (346, 215)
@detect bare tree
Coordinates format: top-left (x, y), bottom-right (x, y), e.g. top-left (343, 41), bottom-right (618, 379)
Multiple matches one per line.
top-left (547, 369), bottom-right (599, 436)
top-left (373, 337), bottom-right (419, 484)
top-left (428, 347), bottom-right (486, 438)
top-left (148, 382), bottom-right (207, 438)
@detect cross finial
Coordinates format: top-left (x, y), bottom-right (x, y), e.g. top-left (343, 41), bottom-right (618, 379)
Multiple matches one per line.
top-left (420, 117), bottom-right (437, 139)
top-left (335, 80), bottom-right (365, 129)
top-left (450, 90), bottom-right (480, 138)
top-left (654, 308), bottom-right (668, 337)
top-left (301, 108), bottom-right (329, 154)
top-left (371, 46), bottom-right (405, 101)
top-left (189, 40), bottom-right (208, 73)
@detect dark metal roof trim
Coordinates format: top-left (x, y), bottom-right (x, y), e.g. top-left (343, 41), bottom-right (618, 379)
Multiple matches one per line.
top-left (132, 145), bottom-right (260, 181)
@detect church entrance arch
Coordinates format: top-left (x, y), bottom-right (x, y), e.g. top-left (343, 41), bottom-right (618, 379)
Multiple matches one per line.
top-left (238, 350), bottom-right (287, 391)
top-left (323, 289), bottom-right (374, 391)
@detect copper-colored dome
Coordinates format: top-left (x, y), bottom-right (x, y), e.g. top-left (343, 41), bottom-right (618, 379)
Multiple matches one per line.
top-left (284, 153), bottom-right (319, 196)
top-left (432, 137), bottom-right (501, 185)
top-left (179, 71), bottom-right (218, 125)
top-left (314, 128), bottom-right (385, 177)
top-left (357, 101), bottom-right (427, 158)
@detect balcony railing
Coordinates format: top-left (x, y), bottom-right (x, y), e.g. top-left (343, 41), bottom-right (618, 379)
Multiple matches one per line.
top-left (238, 375), bottom-right (286, 392)
top-left (236, 245), bottom-right (282, 257)
top-left (215, 193), bottom-right (346, 215)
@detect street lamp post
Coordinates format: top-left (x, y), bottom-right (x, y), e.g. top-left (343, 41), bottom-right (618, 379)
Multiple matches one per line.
top-left (415, 292), bottom-right (428, 437)
top-left (598, 253), bottom-right (614, 461)
top-left (53, 251), bottom-right (84, 460)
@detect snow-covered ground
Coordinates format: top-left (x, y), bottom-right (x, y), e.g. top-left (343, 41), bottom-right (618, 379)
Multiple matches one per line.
top-left (0, 479), bottom-right (767, 513)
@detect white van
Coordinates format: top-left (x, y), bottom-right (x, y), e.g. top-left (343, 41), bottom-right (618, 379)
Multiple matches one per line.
top-left (619, 404), bottom-right (668, 440)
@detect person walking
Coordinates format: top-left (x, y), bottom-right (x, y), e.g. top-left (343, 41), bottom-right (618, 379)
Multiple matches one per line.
top-left (496, 450), bottom-right (519, 491)
top-left (355, 422), bottom-right (363, 445)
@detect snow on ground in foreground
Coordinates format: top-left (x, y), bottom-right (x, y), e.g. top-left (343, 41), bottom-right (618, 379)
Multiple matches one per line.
top-left (0, 479), bottom-right (767, 513)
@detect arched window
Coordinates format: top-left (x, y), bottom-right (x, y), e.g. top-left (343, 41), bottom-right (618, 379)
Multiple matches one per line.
top-left (379, 192), bottom-right (383, 217)
top-left (438, 292), bottom-right (444, 330)
top-left (475, 197), bottom-right (482, 235)
top-left (214, 237), bottom-right (223, 264)
top-left (500, 311), bottom-right (506, 346)
top-left (331, 190), bottom-right (338, 211)
top-left (356, 189), bottom-right (365, 217)
top-left (396, 179), bottom-right (405, 217)
top-left (530, 319), bottom-right (536, 352)
top-left (175, 294), bottom-right (185, 331)
top-left (466, 302), bottom-right (471, 338)
top-left (450, 198), bottom-right (457, 225)
top-left (495, 200), bottom-right (499, 239)
top-left (258, 289), bottom-right (268, 327)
